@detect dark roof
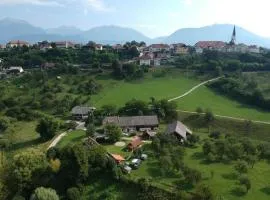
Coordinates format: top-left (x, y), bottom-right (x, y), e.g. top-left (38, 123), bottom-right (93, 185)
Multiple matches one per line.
top-left (71, 106), bottom-right (95, 115)
top-left (165, 121), bottom-right (192, 139)
top-left (103, 116), bottom-right (159, 127)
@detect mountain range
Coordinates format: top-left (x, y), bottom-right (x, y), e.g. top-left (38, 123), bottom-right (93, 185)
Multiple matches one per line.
top-left (1, 18), bottom-right (270, 47)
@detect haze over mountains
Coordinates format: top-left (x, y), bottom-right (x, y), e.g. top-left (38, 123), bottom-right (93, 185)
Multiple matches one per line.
top-left (1, 18), bottom-right (270, 47)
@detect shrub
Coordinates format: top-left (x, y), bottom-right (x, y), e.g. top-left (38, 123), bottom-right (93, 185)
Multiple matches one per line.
top-left (234, 160), bottom-right (248, 174)
top-left (209, 131), bottom-right (221, 139)
top-left (66, 187), bottom-right (81, 200)
top-left (239, 175), bottom-right (251, 192)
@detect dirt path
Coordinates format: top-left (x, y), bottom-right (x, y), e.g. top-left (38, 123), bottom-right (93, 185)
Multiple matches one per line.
top-left (168, 76), bottom-right (222, 102)
top-left (177, 110), bottom-right (270, 125)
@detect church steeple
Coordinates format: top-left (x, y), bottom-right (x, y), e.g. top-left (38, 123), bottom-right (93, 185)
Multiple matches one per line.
top-left (230, 25), bottom-right (236, 45)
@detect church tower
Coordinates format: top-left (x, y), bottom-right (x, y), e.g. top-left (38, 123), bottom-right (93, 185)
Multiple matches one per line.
top-left (230, 25), bottom-right (236, 45)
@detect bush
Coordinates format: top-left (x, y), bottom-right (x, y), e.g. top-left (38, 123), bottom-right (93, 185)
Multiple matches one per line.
top-left (209, 131), bottom-right (221, 139)
top-left (234, 160), bottom-right (248, 174)
top-left (66, 187), bottom-right (81, 200)
top-left (232, 185), bottom-right (247, 196)
top-left (12, 196), bottom-right (25, 200)
top-left (36, 117), bottom-right (59, 141)
top-left (239, 175), bottom-right (251, 192)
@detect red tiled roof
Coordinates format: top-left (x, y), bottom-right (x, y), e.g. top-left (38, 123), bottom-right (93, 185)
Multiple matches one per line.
top-left (150, 44), bottom-right (170, 49)
top-left (8, 40), bottom-right (29, 45)
top-left (111, 154), bottom-right (125, 162)
top-left (195, 41), bottom-right (225, 49)
top-left (128, 136), bottom-right (143, 149)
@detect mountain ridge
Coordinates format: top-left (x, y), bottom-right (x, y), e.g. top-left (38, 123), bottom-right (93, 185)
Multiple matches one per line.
top-left (1, 18), bottom-right (270, 47)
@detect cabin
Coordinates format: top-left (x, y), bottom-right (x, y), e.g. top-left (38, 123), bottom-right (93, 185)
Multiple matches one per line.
top-left (165, 121), bottom-right (192, 141)
top-left (103, 116), bottom-right (159, 133)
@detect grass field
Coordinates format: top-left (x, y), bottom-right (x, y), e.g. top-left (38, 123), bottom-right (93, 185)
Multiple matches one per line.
top-left (57, 130), bottom-right (86, 148)
top-left (91, 71), bottom-right (200, 107)
top-left (176, 85), bottom-right (270, 121)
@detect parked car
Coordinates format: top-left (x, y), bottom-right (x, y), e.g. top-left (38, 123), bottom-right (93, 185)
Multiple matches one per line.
top-left (141, 154), bottom-right (148, 160)
top-left (122, 165), bottom-right (132, 174)
top-left (131, 159), bottom-right (141, 169)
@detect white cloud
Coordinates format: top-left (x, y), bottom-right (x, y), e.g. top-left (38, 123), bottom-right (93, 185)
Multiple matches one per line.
top-left (184, 0), bottom-right (192, 5)
top-left (86, 0), bottom-right (114, 12)
top-left (0, 0), bottom-right (64, 6)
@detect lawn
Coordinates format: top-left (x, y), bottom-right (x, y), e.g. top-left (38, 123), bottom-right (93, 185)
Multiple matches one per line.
top-left (176, 85), bottom-right (270, 121)
top-left (57, 130), bottom-right (86, 148)
top-left (91, 71), bottom-right (200, 107)
top-left (104, 143), bottom-right (131, 158)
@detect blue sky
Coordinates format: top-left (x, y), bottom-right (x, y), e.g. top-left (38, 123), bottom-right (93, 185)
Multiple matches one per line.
top-left (0, 0), bottom-right (269, 38)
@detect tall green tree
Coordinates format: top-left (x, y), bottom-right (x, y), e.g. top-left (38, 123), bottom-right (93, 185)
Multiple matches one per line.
top-left (36, 117), bottom-right (59, 141)
top-left (105, 124), bottom-right (122, 143)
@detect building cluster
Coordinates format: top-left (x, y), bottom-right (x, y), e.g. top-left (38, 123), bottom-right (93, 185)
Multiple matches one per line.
top-left (0, 26), bottom-right (263, 69)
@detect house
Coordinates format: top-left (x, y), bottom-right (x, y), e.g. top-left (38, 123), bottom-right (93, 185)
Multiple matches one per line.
top-left (127, 136), bottom-right (143, 151)
top-left (8, 66), bottom-right (24, 74)
top-left (38, 41), bottom-right (52, 51)
top-left (54, 41), bottom-right (75, 49)
top-left (149, 44), bottom-right (170, 53)
top-left (103, 115), bottom-right (159, 132)
top-left (171, 43), bottom-right (189, 55)
top-left (112, 44), bottom-right (124, 52)
top-left (71, 106), bottom-right (96, 120)
top-left (0, 44), bottom-right (5, 49)
top-left (139, 55), bottom-right (152, 66)
top-left (195, 41), bottom-right (226, 53)
top-left (248, 45), bottom-right (260, 54)
top-left (6, 40), bottom-right (30, 48)
top-left (95, 44), bottom-right (103, 51)
top-left (153, 58), bottom-right (161, 66)
top-left (165, 121), bottom-right (192, 141)
top-left (111, 154), bottom-right (125, 164)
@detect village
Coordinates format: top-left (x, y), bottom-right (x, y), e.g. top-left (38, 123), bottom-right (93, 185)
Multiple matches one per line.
top-left (0, 26), bottom-right (264, 75)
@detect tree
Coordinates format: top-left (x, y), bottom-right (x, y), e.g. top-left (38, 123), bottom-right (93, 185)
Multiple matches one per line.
top-left (234, 160), bottom-right (248, 174)
top-left (105, 124), bottom-right (122, 143)
top-left (239, 175), bottom-right (251, 192)
top-left (193, 184), bottom-right (214, 200)
top-left (66, 187), bottom-right (81, 200)
top-left (9, 149), bottom-right (48, 193)
top-left (86, 123), bottom-right (96, 138)
top-left (30, 187), bottom-right (59, 200)
top-left (0, 117), bottom-right (9, 133)
top-left (204, 110), bottom-right (215, 132)
top-left (196, 107), bottom-right (203, 115)
top-left (36, 117), bottom-right (59, 141)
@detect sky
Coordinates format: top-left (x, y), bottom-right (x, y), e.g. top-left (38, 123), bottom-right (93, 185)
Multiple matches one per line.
top-left (0, 0), bottom-right (270, 38)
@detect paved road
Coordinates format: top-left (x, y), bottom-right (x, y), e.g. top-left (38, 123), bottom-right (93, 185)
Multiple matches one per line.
top-left (168, 76), bottom-right (222, 102)
top-left (47, 121), bottom-right (85, 150)
top-left (177, 110), bottom-right (270, 125)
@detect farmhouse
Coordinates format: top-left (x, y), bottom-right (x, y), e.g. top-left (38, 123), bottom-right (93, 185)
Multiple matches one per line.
top-left (171, 43), bottom-right (189, 55)
top-left (6, 40), bottom-right (30, 48)
top-left (127, 136), bottom-right (143, 151)
top-left (71, 106), bottom-right (96, 120)
top-left (165, 121), bottom-right (192, 141)
top-left (103, 115), bottom-right (159, 132)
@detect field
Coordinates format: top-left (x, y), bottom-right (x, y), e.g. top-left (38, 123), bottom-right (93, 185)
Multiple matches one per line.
top-left (91, 71), bottom-right (200, 107)
top-left (176, 85), bottom-right (270, 121)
